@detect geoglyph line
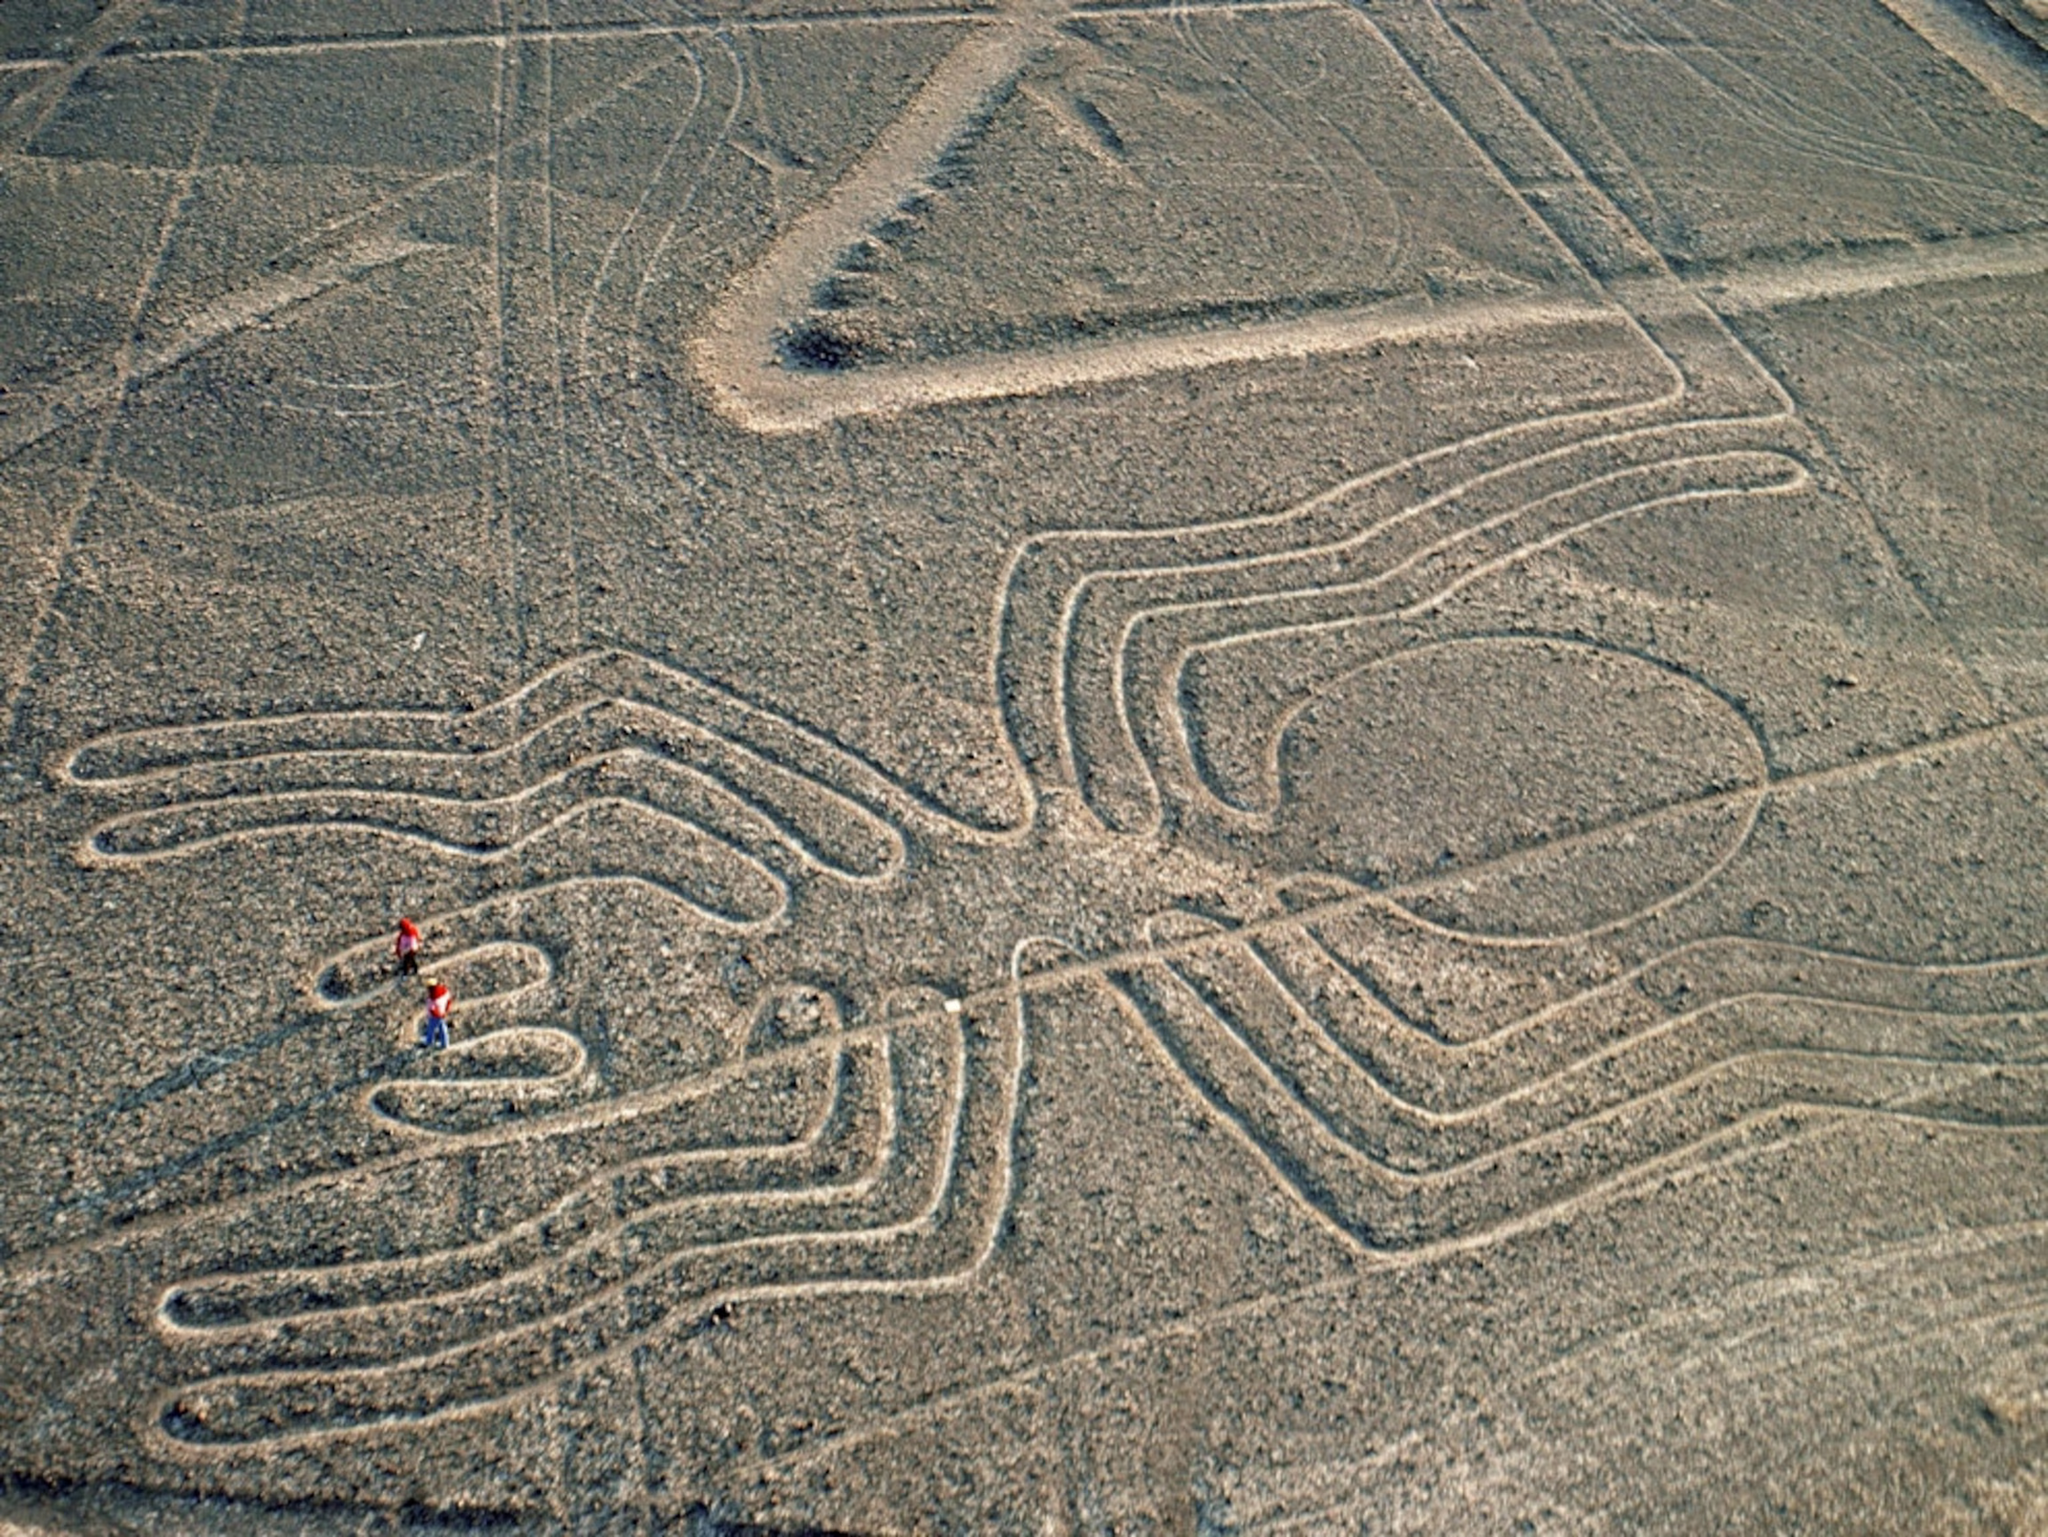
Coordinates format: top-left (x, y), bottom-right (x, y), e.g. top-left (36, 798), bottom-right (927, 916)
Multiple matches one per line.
top-left (156, 1038), bottom-right (903, 1416)
top-left (703, 292), bottom-right (1624, 433)
top-left (1108, 912), bottom-right (2048, 1248)
top-left (1053, 444), bottom-right (1805, 834)
top-left (141, 938), bottom-right (1050, 1455)
top-left (112, 722), bottom-right (2048, 1440)
top-left (50, 692), bottom-right (2048, 1455)
top-left (684, 0), bottom-right (2048, 433)
top-left (1870, 0), bottom-right (2048, 130)
top-left (1696, 226), bottom-right (2048, 314)
top-left (47, 694), bottom-right (2048, 1248)
top-left (37, 0), bottom-right (2048, 1470)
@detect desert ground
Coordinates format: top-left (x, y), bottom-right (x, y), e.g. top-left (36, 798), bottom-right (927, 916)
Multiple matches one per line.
top-left (2, 0), bottom-right (2047, 1530)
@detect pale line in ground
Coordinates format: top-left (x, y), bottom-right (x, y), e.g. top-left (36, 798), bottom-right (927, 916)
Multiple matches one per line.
top-left (59, 646), bottom-right (2048, 1041)
top-left (1346, 0), bottom-right (2016, 794)
top-left (1256, 1205), bottom-right (2048, 1531)
top-left (1127, 933), bottom-right (2027, 1238)
top-left (25, 701), bottom-right (2048, 1283)
top-left (1699, 226), bottom-right (2048, 314)
top-left (908, 702), bottom-right (2048, 1008)
top-left (1579, 0), bottom-right (2038, 195)
top-left (581, 27), bottom-right (748, 524)
top-left (535, 0), bottom-right (581, 660)
top-left (706, 293), bottom-right (1622, 433)
top-left (174, 1038), bottom-right (862, 1321)
top-left (63, 670), bottom-right (937, 869)
top-left (0, 233), bottom-right (466, 465)
top-left (1085, 453), bottom-right (1804, 834)
top-left (0, 0), bottom-right (948, 495)
top-left (79, 18), bottom-right (2048, 1475)
top-left (1531, 0), bottom-right (2031, 769)
top-left (64, 670), bottom-right (2048, 1027)
top-left (61, 648), bottom-right (1017, 856)
top-left (79, 754), bottom-right (892, 895)
top-left (0, 0), bottom-right (154, 154)
top-left (12, 0), bottom-right (2031, 1459)
top-left (31, 601), bottom-right (2048, 1253)
top-left (157, 1041), bottom-right (892, 1349)
top-left (0, 31), bottom-right (695, 457)
top-left (144, 1060), bottom-right (917, 1450)
top-left (688, 0), bottom-right (1072, 430)
top-left (569, 26), bottom-right (712, 393)
top-left (1503, 0), bottom-right (2023, 764)
top-left (1, 23), bottom-right (242, 724)
top-left (62, 462), bottom-right (1799, 964)
top-left (137, 945), bottom-right (1036, 1460)
top-left (109, 9), bottom-right (992, 62)
top-left (695, 148), bottom-right (2048, 433)
top-left (0, 204), bottom-right (459, 468)
top-left (1207, 942), bottom-right (2041, 1154)
top-left (102, 0), bottom-right (1324, 64)
top-left (27, 927), bottom-right (2048, 1444)
top-left (1369, 0), bottom-right (1793, 425)
top-left (690, 0), bottom-right (1639, 434)
top-left (738, 0), bottom-right (1853, 444)
top-left (982, 321), bottom-right (1690, 818)
top-left (1274, 930), bottom-right (2048, 1118)
top-left (717, 1097), bottom-right (2006, 1492)
top-left (1400, 0), bottom-right (2031, 670)
top-left (1870, 0), bottom-right (2048, 130)
top-left (484, 2), bottom-right (518, 664)
top-left (0, 33), bottom-right (685, 475)
top-left (148, 1033), bottom-right (2041, 1459)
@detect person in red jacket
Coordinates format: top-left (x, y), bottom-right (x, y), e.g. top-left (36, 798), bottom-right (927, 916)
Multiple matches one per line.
top-left (421, 981), bottom-right (452, 1050)
top-left (394, 917), bottom-right (422, 976)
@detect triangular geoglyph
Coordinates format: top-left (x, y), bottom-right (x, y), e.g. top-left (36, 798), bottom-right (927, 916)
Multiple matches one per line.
top-left (691, 0), bottom-right (1609, 431)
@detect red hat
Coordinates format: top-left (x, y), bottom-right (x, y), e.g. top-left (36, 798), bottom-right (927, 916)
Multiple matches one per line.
top-left (398, 918), bottom-right (421, 938)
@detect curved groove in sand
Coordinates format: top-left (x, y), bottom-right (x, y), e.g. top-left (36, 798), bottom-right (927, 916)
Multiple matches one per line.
top-left (142, 940), bottom-right (1048, 1456)
top-left (1113, 917), bottom-right (2048, 1248)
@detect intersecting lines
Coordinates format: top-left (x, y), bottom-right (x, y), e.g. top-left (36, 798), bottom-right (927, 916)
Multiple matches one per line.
top-left (1570, 0), bottom-right (2048, 182)
top-left (567, 21), bottom-right (746, 518)
top-left (0, 0), bottom-right (155, 156)
top-left (1106, 893), bottom-right (2048, 1250)
top-left (142, 938), bottom-right (1054, 1455)
top-left (0, 4), bottom-right (718, 498)
top-left (997, 403), bottom-right (1807, 835)
top-left (62, 648), bottom-right (1005, 930)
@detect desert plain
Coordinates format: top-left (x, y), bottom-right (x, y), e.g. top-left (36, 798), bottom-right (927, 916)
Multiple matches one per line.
top-left (3, 0), bottom-right (2048, 1530)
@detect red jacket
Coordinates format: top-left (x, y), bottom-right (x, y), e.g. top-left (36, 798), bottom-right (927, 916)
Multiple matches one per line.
top-left (426, 984), bottom-right (451, 1019)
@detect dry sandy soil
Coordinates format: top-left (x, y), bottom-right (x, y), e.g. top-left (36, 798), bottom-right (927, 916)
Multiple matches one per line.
top-left (2, 0), bottom-right (2047, 1530)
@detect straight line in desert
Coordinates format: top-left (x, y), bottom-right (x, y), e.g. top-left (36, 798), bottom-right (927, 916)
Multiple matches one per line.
top-left (699, 227), bottom-right (2048, 435)
top-left (706, 293), bottom-right (1627, 433)
top-left (0, 231), bottom-right (447, 468)
top-left (1870, 0), bottom-right (2048, 131)
top-left (1697, 227), bottom-right (2048, 315)
top-left (0, 0), bottom-right (154, 153)
top-left (106, 0), bottom-right (1319, 63)
top-left (688, 0), bottom-right (2048, 434)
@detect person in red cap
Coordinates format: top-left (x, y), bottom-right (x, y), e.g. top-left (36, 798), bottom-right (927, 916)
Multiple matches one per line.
top-left (421, 980), bottom-right (452, 1050)
top-left (393, 917), bottom-right (422, 977)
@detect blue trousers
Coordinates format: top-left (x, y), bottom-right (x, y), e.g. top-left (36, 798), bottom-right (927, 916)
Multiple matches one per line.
top-left (421, 1013), bottom-right (449, 1050)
